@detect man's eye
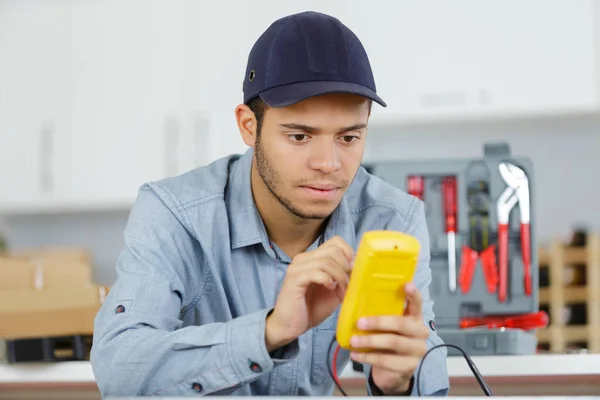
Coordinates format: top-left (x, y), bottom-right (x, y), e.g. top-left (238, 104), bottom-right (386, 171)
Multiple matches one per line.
top-left (289, 134), bottom-right (309, 142)
top-left (341, 135), bottom-right (359, 143)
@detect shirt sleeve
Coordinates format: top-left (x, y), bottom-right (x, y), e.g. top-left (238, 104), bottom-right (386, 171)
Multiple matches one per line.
top-left (90, 184), bottom-right (299, 397)
top-left (362, 197), bottom-right (450, 396)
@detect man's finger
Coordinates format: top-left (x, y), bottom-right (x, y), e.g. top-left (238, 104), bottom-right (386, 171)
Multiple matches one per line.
top-left (317, 259), bottom-right (350, 290)
top-left (349, 333), bottom-right (427, 357)
top-left (300, 246), bottom-right (352, 277)
top-left (321, 235), bottom-right (354, 263)
top-left (350, 352), bottom-right (419, 375)
top-left (357, 315), bottom-right (428, 339)
top-left (321, 245), bottom-right (353, 273)
top-left (403, 282), bottom-right (422, 317)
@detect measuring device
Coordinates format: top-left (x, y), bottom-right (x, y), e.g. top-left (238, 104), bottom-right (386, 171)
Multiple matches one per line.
top-left (336, 230), bottom-right (420, 351)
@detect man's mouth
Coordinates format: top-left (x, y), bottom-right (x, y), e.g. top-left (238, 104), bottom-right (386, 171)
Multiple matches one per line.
top-left (300, 185), bottom-right (340, 199)
top-left (302, 182), bottom-right (341, 190)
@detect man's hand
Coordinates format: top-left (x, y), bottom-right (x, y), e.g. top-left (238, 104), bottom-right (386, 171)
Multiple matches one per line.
top-left (265, 236), bottom-right (353, 352)
top-left (348, 282), bottom-right (429, 395)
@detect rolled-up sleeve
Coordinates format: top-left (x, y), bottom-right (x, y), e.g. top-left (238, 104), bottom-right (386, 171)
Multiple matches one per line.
top-left (363, 197), bottom-right (450, 396)
top-left (90, 184), bottom-right (298, 396)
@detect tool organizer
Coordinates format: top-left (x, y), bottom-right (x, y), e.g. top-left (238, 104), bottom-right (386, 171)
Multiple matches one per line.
top-left (366, 142), bottom-right (541, 355)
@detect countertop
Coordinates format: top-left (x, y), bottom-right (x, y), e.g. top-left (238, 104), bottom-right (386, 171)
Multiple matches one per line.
top-left (1, 354), bottom-right (600, 384)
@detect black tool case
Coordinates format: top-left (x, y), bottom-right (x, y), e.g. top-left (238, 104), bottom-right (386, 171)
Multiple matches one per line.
top-left (366, 142), bottom-right (540, 355)
top-left (5, 335), bottom-right (91, 363)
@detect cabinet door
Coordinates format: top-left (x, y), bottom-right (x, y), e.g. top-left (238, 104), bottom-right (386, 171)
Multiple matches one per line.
top-left (319, 0), bottom-right (598, 124)
top-left (0, 1), bottom-right (73, 213)
top-left (68, 0), bottom-right (188, 207)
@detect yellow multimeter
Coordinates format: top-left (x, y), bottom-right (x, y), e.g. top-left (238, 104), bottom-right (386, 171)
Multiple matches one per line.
top-left (336, 230), bottom-right (421, 351)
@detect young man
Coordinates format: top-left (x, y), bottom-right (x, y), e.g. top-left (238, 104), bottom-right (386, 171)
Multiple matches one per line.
top-left (91, 11), bottom-right (449, 397)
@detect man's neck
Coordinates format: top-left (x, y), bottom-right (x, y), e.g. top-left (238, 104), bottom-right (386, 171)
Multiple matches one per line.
top-left (250, 163), bottom-right (326, 259)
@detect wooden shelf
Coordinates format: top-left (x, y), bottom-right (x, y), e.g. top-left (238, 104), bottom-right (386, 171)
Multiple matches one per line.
top-left (539, 286), bottom-right (587, 304)
top-left (539, 246), bottom-right (587, 266)
top-left (537, 325), bottom-right (589, 344)
top-left (536, 234), bottom-right (600, 353)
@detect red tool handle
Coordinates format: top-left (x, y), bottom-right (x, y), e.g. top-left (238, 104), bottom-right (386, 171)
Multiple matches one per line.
top-left (503, 311), bottom-right (548, 330)
top-left (407, 175), bottom-right (425, 201)
top-left (498, 223), bottom-right (509, 302)
top-left (460, 311), bottom-right (548, 330)
top-left (458, 246), bottom-right (478, 293)
top-left (442, 176), bottom-right (457, 233)
top-left (521, 223), bottom-right (532, 296)
top-left (479, 245), bottom-right (498, 293)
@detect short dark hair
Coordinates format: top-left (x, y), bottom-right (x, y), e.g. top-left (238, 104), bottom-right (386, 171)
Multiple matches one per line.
top-left (247, 96), bottom-right (373, 138)
top-left (247, 97), bottom-right (269, 137)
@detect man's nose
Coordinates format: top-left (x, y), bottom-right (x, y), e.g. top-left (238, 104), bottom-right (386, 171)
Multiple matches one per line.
top-left (309, 139), bottom-right (341, 174)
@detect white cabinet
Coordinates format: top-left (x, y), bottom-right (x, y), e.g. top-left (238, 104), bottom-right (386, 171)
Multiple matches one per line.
top-left (0, 1), bottom-right (74, 213)
top-left (319, 0), bottom-right (599, 124)
top-left (67, 0), bottom-right (192, 207)
top-left (0, 1), bottom-right (196, 213)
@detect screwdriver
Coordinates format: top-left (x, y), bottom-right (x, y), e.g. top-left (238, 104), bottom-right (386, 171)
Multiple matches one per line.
top-left (460, 311), bottom-right (549, 330)
top-left (442, 176), bottom-right (458, 292)
top-left (407, 175), bottom-right (425, 201)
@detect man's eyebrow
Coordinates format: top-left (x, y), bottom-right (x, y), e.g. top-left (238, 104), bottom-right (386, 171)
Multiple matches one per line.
top-left (279, 123), bottom-right (317, 133)
top-left (338, 123), bottom-right (367, 133)
top-left (279, 123), bottom-right (367, 134)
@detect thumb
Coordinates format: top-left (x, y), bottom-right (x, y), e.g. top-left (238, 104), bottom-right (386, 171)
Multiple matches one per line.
top-left (403, 282), bottom-right (422, 317)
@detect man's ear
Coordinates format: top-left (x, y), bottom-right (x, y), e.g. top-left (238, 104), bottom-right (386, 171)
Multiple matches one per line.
top-left (235, 104), bottom-right (257, 148)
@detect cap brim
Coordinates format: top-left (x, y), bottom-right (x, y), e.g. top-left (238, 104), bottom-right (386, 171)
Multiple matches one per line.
top-left (259, 81), bottom-right (387, 108)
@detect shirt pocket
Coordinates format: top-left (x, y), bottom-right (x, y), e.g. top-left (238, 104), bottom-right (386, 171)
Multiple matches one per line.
top-left (310, 310), bottom-right (340, 385)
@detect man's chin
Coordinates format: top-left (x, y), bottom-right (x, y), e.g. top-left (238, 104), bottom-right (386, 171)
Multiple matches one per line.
top-left (290, 204), bottom-right (338, 220)
top-left (296, 212), bottom-right (331, 220)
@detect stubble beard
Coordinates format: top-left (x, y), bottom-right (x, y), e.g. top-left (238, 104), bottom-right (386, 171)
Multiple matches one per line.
top-left (255, 137), bottom-right (329, 220)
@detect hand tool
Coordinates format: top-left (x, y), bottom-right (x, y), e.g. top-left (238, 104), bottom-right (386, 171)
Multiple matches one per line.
top-left (458, 179), bottom-right (498, 294)
top-left (497, 162), bottom-right (531, 302)
top-left (442, 176), bottom-right (458, 292)
top-left (407, 175), bottom-right (424, 201)
top-left (468, 179), bottom-right (491, 252)
top-left (459, 245), bottom-right (498, 294)
top-left (460, 311), bottom-right (548, 330)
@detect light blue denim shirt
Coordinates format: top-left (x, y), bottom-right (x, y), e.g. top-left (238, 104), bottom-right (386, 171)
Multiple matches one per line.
top-left (90, 148), bottom-right (449, 397)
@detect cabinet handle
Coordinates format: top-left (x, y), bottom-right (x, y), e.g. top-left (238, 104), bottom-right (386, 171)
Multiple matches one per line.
top-left (164, 116), bottom-right (179, 176)
top-left (39, 120), bottom-right (54, 194)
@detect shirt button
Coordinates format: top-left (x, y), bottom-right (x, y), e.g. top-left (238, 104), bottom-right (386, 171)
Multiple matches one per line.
top-left (115, 305), bottom-right (126, 314)
top-left (249, 361), bottom-right (262, 373)
top-left (429, 320), bottom-right (436, 331)
top-left (191, 382), bottom-right (203, 393)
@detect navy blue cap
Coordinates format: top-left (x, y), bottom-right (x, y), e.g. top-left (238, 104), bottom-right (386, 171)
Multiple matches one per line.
top-left (243, 11), bottom-right (386, 108)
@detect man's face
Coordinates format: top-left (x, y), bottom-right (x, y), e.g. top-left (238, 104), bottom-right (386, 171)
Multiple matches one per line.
top-left (254, 93), bottom-right (370, 220)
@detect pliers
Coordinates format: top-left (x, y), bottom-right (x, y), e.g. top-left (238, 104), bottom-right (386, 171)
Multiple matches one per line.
top-left (497, 162), bottom-right (531, 302)
top-left (459, 244), bottom-right (498, 294)
top-left (458, 179), bottom-right (498, 294)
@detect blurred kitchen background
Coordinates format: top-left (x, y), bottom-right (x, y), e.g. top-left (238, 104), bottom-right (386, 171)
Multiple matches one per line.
top-left (2, 0), bottom-right (600, 397)
top-left (2, 0), bottom-right (599, 285)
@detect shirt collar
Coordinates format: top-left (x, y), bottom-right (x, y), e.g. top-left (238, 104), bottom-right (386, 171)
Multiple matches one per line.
top-left (227, 148), bottom-right (356, 252)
